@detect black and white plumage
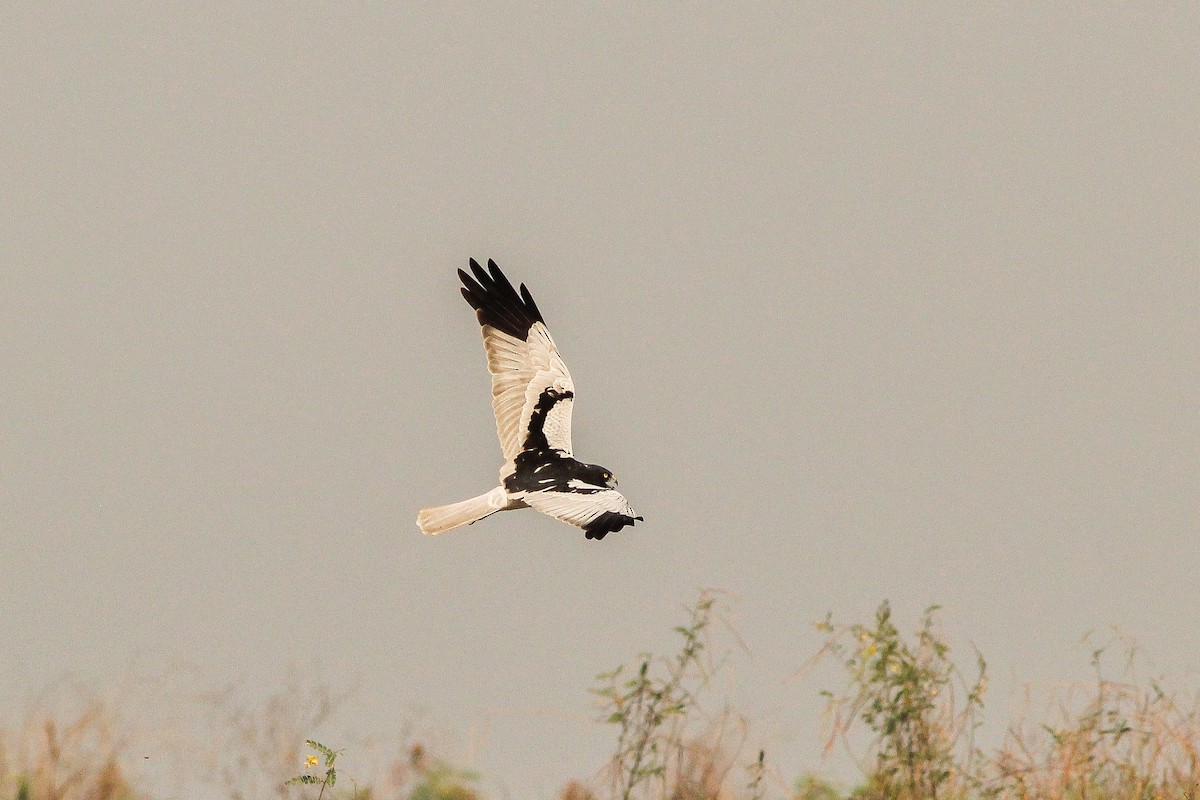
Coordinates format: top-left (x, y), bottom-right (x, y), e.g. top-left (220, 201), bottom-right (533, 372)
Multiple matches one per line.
top-left (416, 259), bottom-right (642, 541)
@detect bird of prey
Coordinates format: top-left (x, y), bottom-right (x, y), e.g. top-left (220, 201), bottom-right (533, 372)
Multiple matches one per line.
top-left (417, 259), bottom-right (642, 540)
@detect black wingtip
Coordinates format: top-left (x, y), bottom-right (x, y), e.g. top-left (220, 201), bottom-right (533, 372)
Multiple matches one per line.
top-left (519, 284), bottom-right (542, 321)
top-left (470, 258), bottom-right (490, 285)
top-left (457, 258), bottom-right (545, 339)
top-left (582, 511), bottom-right (640, 541)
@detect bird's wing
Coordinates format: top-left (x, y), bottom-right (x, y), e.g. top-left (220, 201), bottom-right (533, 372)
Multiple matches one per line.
top-left (523, 488), bottom-right (643, 540)
top-left (459, 259), bottom-right (575, 460)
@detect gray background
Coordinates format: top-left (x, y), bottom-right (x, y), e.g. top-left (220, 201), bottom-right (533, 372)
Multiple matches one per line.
top-left (2, 5), bottom-right (1197, 798)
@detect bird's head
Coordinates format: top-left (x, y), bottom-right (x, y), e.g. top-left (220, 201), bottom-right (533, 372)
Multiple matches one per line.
top-left (585, 464), bottom-right (619, 489)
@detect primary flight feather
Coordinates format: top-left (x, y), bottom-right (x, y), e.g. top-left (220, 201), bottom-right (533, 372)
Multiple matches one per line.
top-left (416, 259), bottom-right (642, 541)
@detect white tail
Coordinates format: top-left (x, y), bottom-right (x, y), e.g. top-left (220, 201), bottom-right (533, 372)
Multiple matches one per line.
top-left (416, 486), bottom-right (508, 535)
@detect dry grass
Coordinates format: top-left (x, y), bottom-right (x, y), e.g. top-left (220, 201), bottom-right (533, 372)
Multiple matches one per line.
top-left (0, 676), bottom-right (476, 800)
top-left (807, 613), bottom-right (1200, 800)
top-left (0, 699), bottom-right (136, 800)
top-left (988, 641), bottom-right (1200, 800)
top-left (4, 605), bottom-right (1199, 800)
top-left (201, 677), bottom-right (343, 800)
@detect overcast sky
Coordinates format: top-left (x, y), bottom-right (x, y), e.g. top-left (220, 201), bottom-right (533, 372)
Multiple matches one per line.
top-left (2, 5), bottom-right (1198, 798)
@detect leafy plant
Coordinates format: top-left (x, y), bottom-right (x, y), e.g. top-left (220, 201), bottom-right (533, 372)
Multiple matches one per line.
top-left (745, 749), bottom-right (766, 800)
top-left (205, 676), bottom-right (346, 800)
top-left (406, 743), bottom-right (480, 800)
top-left (592, 591), bottom-right (721, 800)
top-left (794, 772), bottom-right (844, 800)
top-left (815, 601), bottom-right (987, 800)
top-left (991, 635), bottom-right (1200, 800)
top-left (286, 740), bottom-right (340, 800)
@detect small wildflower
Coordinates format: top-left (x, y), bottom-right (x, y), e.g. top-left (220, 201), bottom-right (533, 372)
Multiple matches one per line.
top-left (305, 755), bottom-right (319, 768)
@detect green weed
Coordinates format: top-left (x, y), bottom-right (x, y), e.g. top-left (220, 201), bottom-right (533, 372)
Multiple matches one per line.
top-left (814, 601), bottom-right (987, 800)
top-left (285, 740), bottom-right (340, 800)
top-left (592, 591), bottom-right (720, 800)
top-left (7, 596), bottom-right (1200, 800)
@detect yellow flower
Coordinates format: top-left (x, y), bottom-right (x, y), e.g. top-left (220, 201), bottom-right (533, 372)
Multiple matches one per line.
top-left (305, 755), bottom-right (319, 768)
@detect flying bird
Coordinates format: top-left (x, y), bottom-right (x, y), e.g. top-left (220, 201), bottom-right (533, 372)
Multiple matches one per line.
top-left (417, 259), bottom-right (642, 540)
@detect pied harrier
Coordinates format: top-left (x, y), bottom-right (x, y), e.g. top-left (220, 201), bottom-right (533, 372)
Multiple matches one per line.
top-left (417, 259), bottom-right (642, 541)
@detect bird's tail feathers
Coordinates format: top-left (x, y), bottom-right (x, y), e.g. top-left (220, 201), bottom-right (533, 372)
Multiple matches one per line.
top-left (416, 487), bottom-right (508, 535)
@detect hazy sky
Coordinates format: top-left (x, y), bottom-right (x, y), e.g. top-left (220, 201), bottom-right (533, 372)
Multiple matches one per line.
top-left (2, 5), bottom-right (1198, 798)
